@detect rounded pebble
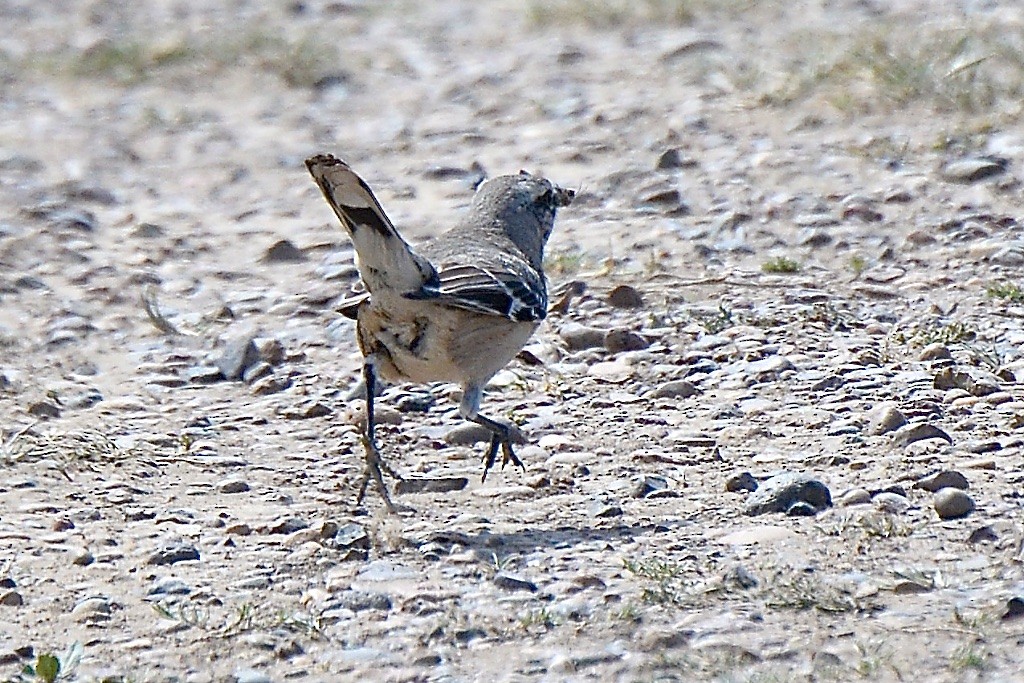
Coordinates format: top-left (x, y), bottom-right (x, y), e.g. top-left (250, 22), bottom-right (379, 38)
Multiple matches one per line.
top-left (934, 488), bottom-right (975, 520)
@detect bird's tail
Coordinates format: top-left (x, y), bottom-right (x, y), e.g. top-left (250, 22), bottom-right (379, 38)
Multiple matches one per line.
top-left (306, 154), bottom-right (435, 293)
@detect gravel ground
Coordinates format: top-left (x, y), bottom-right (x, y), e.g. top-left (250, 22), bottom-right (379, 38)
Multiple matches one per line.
top-left (2, 1), bottom-right (1024, 681)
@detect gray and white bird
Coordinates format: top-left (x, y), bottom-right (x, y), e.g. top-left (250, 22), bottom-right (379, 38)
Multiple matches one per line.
top-left (305, 154), bottom-right (574, 512)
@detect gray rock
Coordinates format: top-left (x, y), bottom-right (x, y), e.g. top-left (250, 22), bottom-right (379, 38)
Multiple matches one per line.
top-left (27, 400), bottom-right (60, 418)
top-left (940, 157), bottom-right (1007, 183)
top-left (218, 478), bottom-right (251, 494)
top-left (266, 517), bottom-right (308, 534)
top-left (147, 577), bottom-right (192, 599)
top-left (331, 590), bottom-right (392, 611)
top-left (872, 492), bottom-right (910, 514)
top-left (241, 361), bottom-right (272, 383)
top-left (71, 596), bottom-right (111, 622)
top-left (868, 404), bottom-right (906, 435)
top-left (234, 669), bottom-right (273, 683)
top-left (934, 488), bottom-right (974, 519)
top-left (588, 500), bottom-right (623, 518)
top-left (725, 472), bottom-right (758, 493)
top-left (914, 470), bottom-right (969, 493)
top-left (918, 343), bottom-right (952, 362)
top-left (838, 488), bottom-right (871, 506)
top-left (494, 573), bottom-right (538, 592)
top-left (251, 375), bottom-right (291, 395)
top-left (329, 523), bottom-right (370, 561)
top-left (72, 549), bottom-right (94, 566)
top-left (185, 365), bottom-right (224, 384)
top-left (559, 322), bottom-right (606, 350)
top-left (604, 328), bottom-right (649, 353)
top-left (261, 239), bottom-right (307, 263)
top-left (0, 590), bottom-right (23, 606)
top-left (651, 379), bottom-right (698, 399)
top-left (607, 284), bottom-right (644, 308)
top-left (634, 475), bottom-right (669, 498)
top-left (395, 477), bottom-right (469, 494)
top-left (147, 542), bottom-right (200, 566)
top-left (743, 472), bottom-right (831, 516)
top-left (281, 401), bottom-right (331, 419)
top-left (892, 422), bottom-right (952, 447)
top-left (216, 336), bottom-right (260, 381)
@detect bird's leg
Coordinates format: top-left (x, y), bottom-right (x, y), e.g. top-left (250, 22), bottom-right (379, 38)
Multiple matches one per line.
top-left (355, 361), bottom-right (403, 512)
top-left (459, 385), bottom-right (525, 482)
top-left (471, 413), bottom-right (525, 482)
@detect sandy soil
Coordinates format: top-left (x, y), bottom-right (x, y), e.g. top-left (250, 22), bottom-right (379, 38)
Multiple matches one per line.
top-left (2, 1), bottom-right (1024, 681)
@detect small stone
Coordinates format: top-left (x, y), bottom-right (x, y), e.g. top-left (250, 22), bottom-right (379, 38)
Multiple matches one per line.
top-left (634, 475), bottom-right (669, 498)
top-left (892, 423), bottom-right (952, 447)
top-left (914, 470), bottom-right (969, 492)
top-left (934, 488), bottom-right (974, 519)
top-left (493, 573), bottom-right (538, 592)
top-left (919, 343), bottom-right (952, 362)
top-left (395, 477), bottom-right (469, 494)
top-left (275, 639), bottom-right (304, 660)
top-left (266, 517), bottom-right (308, 534)
top-left (838, 488), bottom-right (871, 506)
top-left (262, 239), bottom-right (307, 263)
top-left (607, 284), bottom-right (644, 308)
top-left (329, 523), bottom-right (370, 561)
top-left (226, 523), bottom-right (252, 536)
top-left (940, 157), bottom-right (1007, 183)
top-left (147, 542), bottom-right (200, 566)
top-left (0, 590), bottom-right (23, 606)
top-left (588, 500), bottom-right (623, 518)
top-left (71, 596), bottom-right (111, 622)
top-left (725, 472), bottom-right (758, 493)
top-left (559, 322), bottom-right (606, 350)
top-left (868, 404), bottom-right (907, 436)
top-left (332, 590), bottom-right (391, 612)
top-left (656, 148), bottom-right (685, 170)
top-left (27, 401), bottom-right (60, 418)
top-left (185, 366), bottom-right (224, 384)
top-left (743, 472), bottom-right (831, 516)
top-left (216, 336), bottom-right (260, 381)
top-left (252, 375), bottom-right (291, 395)
top-left (651, 379), bottom-right (699, 399)
top-left (233, 669), bottom-right (273, 683)
top-left (282, 401), bottom-right (331, 419)
top-left (1001, 597), bottom-right (1024, 621)
top-left (72, 549), bottom-right (95, 566)
top-left (604, 328), bottom-right (649, 353)
top-left (218, 478), bottom-right (251, 494)
top-left (967, 525), bottom-right (998, 544)
top-left (241, 361), bottom-right (272, 383)
top-left (872, 492), bottom-right (910, 514)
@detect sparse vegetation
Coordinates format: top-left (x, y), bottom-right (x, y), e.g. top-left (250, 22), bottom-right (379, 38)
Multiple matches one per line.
top-left (761, 256), bottom-right (801, 274)
top-left (987, 281), bottom-right (1024, 302)
top-left (525, 0), bottom-right (753, 28)
top-left (9, 643), bottom-right (82, 683)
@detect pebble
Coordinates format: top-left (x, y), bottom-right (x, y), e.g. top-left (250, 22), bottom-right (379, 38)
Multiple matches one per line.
top-left (233, 669), bottom-right (273, 683)
top-left (914, 470), bottom-right (969, 492)
top-left (933, 488), bottom-right (975, 519)
top-left (215, 335), bottom-right (260, 381)
top-left (558, 322), bottom-right (607, 350)
top-left (633, 475), bottom-right (669, 498)
top-left (72, 548), bottom-right (95, 566)
top-left (71, 596), bottom-right (112, 622)
top-left (261, 239), bottom-right (307, 263)
top-left (604, 328), bottom-right (649, 353)
top-left (940, 157), bottom-right (1007, 183)
top-left (493, 573), bottom-right (538, 592)
top-left (329, 523), bottom-right (370, 561)
top-left (607, 284), bottom-right (644, 308)
top-left (868, 404), bottom-right (906, 435)
top-left (918, 343), bottom-right (952, 361)
top-left (892, 422), bottom-right (952, 447)
top-left (650, 379), bottom-right (698, 399)
top-left (0, 590), bottom-right (23, 606)
top-left (725, 472), bottom-right (758, 493)
top-left (872, 492), bottom-right (911, 514)
top-left (743, 472), bottom-right (831, 516)
top-left (218, 478), bottom-right (251, 494)
top-left (147, 542), bottom-right (200, 566)
top-left (330, 590), bottom-right (392, 612)
top-left (838, 488), bottom-right (871, 506)
top-left (395, 477), bottom-right (469, 494)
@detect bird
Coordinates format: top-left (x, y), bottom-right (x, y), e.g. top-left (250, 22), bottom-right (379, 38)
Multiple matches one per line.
top-left (304, 154), bottom-right (574, 512)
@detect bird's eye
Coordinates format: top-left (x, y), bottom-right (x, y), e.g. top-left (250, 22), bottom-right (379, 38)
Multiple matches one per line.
top-left (537, 189), bottom-right (553, 204)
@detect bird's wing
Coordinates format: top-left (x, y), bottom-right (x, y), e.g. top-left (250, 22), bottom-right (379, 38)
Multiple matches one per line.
top-left (306, 154), bottom-right (437, 293)
top-left (406, 260), bottom-right (548, 322)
